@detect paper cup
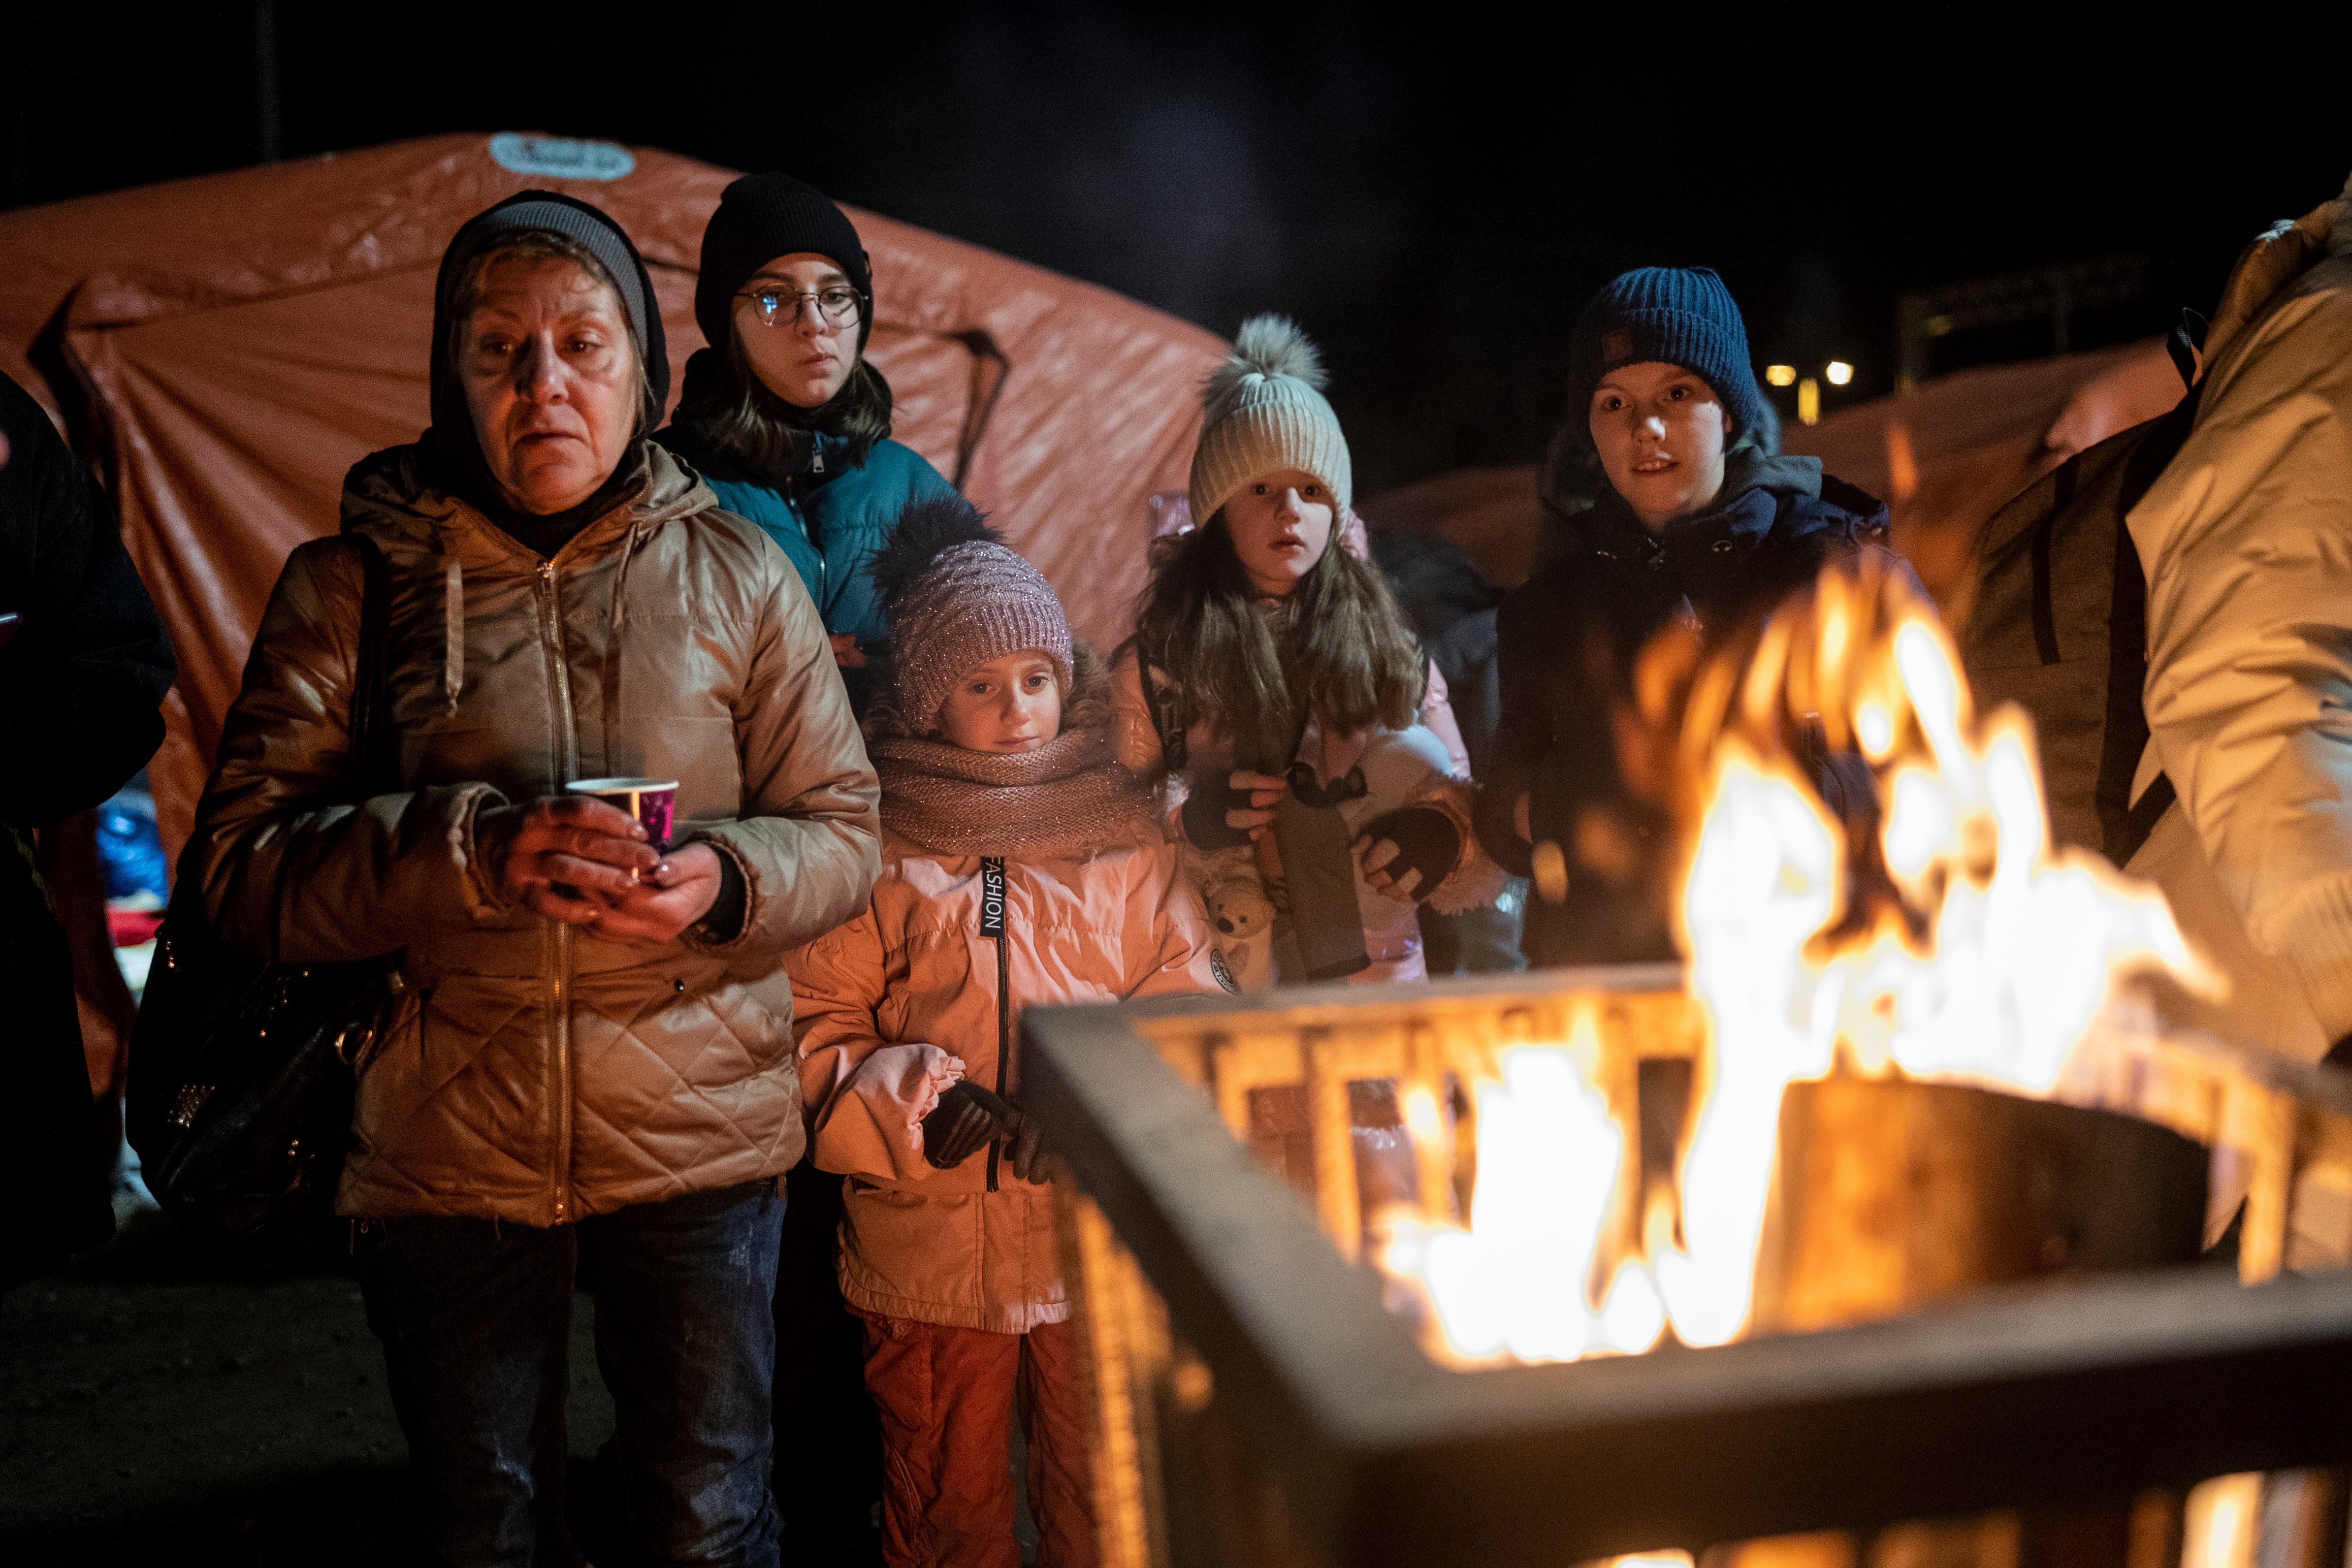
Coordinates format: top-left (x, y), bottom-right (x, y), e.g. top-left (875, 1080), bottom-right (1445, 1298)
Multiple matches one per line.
top-left (566, 777), bottom-right (679, 852)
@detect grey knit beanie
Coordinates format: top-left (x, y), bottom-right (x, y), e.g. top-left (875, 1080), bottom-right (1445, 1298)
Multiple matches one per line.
top-left (870, 493), bottom-right (1072, 729)
top-left (1188, 316), bottom-right (1353, 528)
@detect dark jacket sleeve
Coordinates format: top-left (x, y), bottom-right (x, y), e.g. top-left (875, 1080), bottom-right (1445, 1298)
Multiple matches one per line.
top-left (1475, 581), bottom-right (1547, 878)
top-left (0, 375), bottom-right (174, 826)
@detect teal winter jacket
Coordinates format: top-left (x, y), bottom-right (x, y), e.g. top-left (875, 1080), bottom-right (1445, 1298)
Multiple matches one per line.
top-left (662, 427), bottom-right (955, 713)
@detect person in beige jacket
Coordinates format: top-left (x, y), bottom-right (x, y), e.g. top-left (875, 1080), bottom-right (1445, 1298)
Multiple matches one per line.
top-left (789, 494), bottom-right (1217, 1568)
top-left (2130, 177), bottom-right (2352, 1073)
top-left (190, 192), bottom-right (879, 1568)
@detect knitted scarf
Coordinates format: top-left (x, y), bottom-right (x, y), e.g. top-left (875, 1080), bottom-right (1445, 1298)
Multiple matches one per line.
top-left (871, 725), bottom-right (1156, 861)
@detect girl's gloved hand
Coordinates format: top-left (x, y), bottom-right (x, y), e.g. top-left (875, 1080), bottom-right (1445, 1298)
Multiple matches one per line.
top-left (921, 1081), bottom-right (1008, 1168)
top-left (1181, 770), bottom-right (1286, 849)
top-left (919, 1081), bottom-right (1054, 1182)
top-left (1002, 1103), bottom-right (1051, 1184)
top-left (1354, 807), bottom-right (1463, 904)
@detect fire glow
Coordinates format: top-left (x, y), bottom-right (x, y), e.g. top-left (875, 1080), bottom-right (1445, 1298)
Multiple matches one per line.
top-left (1377, 562), bottom-right (2218, 1365)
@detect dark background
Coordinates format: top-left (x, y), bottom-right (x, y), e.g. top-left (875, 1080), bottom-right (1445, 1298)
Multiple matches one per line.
top-left (5, 3), bottom-right (2348, 497)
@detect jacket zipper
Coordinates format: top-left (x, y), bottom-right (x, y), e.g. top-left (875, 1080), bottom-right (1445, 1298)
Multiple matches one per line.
top-left (788, 486), bottom-right (827, 609)
top-left (784, 466), bottom-right (829, 611)
top-left (538, 557), bottom-right (579, 1224)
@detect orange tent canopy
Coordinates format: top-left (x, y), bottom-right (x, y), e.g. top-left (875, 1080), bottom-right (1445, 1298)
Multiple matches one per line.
top-left (0, 133), bottom-right (1224, 856)
top-left (1362, 338), bottom-right (2188, 612)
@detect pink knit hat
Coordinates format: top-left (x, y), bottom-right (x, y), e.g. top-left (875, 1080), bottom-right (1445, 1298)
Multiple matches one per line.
top-left (871, 493), bottom-right (1072, 728)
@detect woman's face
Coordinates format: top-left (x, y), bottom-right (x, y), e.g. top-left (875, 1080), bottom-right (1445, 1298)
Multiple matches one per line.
top-left (732, 252), bottom-right (863, 410)
top-left (1588, 361), bottom-right (1733, 531)
top-left (937, 650), bottom-right (1063, 753)
top-left (458, 254), bottom-right (642, 515)
top-left (1223, 468), bottom-right (1334, 597)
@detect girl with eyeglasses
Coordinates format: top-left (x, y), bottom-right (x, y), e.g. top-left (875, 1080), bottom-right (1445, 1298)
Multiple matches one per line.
top-left (659, 173), bottom-right (957, 715)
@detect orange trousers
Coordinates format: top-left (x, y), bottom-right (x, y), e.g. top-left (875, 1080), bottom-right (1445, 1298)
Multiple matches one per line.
top-left (858, 1313), bottom-right (1098, 1568)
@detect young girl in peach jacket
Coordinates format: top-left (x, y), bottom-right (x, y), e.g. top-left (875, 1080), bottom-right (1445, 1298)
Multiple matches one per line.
top-left (788, 495), bottom-right (1218, 1568)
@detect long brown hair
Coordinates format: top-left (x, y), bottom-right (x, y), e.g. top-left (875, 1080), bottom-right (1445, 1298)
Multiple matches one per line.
top-left (1135, 513), bottom-right (1426, 770)
top-left (666, 326), bottom-right (894, 481)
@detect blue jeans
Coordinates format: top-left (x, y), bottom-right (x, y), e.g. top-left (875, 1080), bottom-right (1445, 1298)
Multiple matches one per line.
top-left (354, 1180), bottom-right (785, 1568)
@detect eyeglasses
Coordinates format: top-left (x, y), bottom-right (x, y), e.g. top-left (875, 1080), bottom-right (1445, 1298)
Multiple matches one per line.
top-left (739, 286), bottom-right (866, 330)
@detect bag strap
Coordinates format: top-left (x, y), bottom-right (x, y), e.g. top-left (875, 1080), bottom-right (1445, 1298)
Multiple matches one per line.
top-left (1140, 649), bottom-right (1187, 773)
top-left (264, 537), bottom-right (396, 968)
top-left (345, 535), bottom-right (397, 796)
top-left (2096, 362), bottom-right (2207, 867)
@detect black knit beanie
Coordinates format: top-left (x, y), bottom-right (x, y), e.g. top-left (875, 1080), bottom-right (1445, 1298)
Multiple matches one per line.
top-left (693, 173), bottom-right (873, 354)
top-left (425, 191), bottom-right (669, 537)
top-left (1563, 266), bottom-right (1766, 453)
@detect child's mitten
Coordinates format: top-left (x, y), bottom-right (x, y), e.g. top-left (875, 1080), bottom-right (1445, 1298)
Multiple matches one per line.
top-left (1357, 806), bottom-right (1462, 902)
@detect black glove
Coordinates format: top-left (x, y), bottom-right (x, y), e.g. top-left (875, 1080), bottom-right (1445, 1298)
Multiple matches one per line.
top-left (1358, 806), bottom-right (1462, 903)
top-left (1002, 1104), bottom-right (1050, 1184)
top-left (1180, 770), bottom-right (1257, 851)
top-left (923, 1081), bottom-right (1020, 1170)
top-left (920, 1081), bottom-right (1055, 1181)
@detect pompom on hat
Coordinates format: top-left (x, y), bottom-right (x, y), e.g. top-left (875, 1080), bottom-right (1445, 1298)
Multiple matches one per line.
top-left (1563, 266), bottom-right (1767, 452)
top-left (870, 493), bottom-right (1072, 729)
top-left (1188, 315), bottom-right (1353, 529)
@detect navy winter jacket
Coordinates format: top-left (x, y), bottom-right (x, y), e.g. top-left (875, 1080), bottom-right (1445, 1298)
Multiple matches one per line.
top-left (1477, 451), bottom-right (1899, 968)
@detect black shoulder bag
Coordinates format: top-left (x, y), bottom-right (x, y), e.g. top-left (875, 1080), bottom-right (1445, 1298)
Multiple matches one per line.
top-left (127, 536), bottom-right (402, 1238)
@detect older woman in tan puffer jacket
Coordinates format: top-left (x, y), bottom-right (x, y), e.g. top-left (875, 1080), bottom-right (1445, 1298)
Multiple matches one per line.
top-left (789, 494), bottom-right (1217, 1568)
top-left (190, 192), bottom-right (878, 1568)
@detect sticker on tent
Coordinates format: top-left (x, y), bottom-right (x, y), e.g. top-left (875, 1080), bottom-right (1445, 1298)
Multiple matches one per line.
top-left (489, 134), bottom-right (635, 181)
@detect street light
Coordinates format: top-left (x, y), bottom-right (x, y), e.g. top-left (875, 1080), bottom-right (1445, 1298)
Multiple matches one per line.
top-left (1765, 360), bottom-right (1856, 425)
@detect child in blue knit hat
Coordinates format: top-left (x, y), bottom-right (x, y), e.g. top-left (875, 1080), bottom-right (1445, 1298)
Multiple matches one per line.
top-left (1475, 265), bottom-right (1905, 970)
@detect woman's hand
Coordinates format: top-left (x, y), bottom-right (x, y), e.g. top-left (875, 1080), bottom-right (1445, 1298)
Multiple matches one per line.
top-left (1226, 770), bottom-right (1288, 840)
top-left (829, 632), bottom-right (868, 670)
top-left (1353, 835), bottom-right (1422, 903)
top-left (584, 843), bottom-right (725, 947)
top-left (477, 796), bottom-right (658, 924)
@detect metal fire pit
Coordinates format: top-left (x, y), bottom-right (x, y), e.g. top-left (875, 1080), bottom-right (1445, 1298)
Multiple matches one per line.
top-left (1023, 965), bottom-right (2352, 1568)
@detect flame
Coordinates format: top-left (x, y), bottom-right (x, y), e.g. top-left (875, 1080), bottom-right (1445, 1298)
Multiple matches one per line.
top-left (1375, 561), bottom-right (2216, 1363)
top-left (1659, 572), bottom-right (2215, 1344)
top-left (1378, 1042), bottom-right (1632, 1366)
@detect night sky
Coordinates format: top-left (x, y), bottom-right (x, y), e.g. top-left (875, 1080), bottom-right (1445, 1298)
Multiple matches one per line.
top-left (8, 4), bottom-right (2348, 497)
